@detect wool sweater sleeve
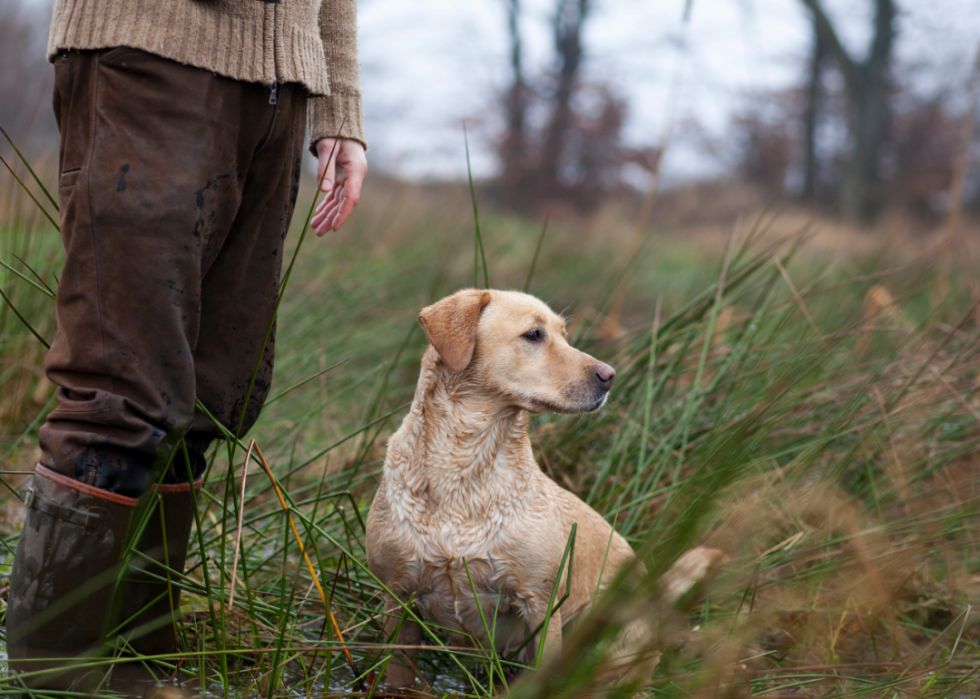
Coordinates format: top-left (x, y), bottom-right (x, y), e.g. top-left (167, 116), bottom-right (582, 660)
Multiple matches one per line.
top-left (308, 0), bottom-right (367, 153)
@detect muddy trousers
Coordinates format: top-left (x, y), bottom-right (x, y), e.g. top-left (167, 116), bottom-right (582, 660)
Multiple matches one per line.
top-left (7, 48), bottom-right (307, 685)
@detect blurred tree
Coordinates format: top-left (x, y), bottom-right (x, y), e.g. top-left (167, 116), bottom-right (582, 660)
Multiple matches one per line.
top-left (730, 72), bottom-right (967, 221)
top-left (0, 0), bottom-right (58, 152)
top-left (551, 83), bottom-right (628, 208)
top-left (536, 0), bottom-right (591, 201)
top-left (801, 0), bottom-right (896, 222)
top-left (889, 96), bottom-right (961, 215)
top-left (732, 99), bottom-right (795, 193)
top-left (495, 0), bottom-right (630, 212)
top-left (499, 0), bottom-right (529, 207)
top-left (801, 25), bottom-right (828, 201)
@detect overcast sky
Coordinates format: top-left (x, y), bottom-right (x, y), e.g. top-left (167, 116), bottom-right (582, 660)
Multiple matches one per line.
top-left (357, 0), bottom-right (980, 182)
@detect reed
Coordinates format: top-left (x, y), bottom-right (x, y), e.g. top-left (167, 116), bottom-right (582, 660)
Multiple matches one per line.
top-left (1, 138), bottom-right (978, 698)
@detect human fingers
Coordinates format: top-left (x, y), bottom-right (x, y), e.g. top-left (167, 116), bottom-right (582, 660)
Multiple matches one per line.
top-left (315, 138), bottom-right (340, 193)
top-left (331, 191), bottom-right (358, 232)
top-left (321, 192), bottom-right (345, 232)
top-left (312, 190), bottom-right (338, 236)
top-left (329, 148), bottom-right (366, 231)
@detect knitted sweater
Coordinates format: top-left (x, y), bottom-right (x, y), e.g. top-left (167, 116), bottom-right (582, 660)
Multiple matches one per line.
top-left (47, 0), bottom-right (366, 150)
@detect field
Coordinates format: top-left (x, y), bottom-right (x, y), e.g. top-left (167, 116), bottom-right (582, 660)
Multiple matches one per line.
top-left (1, 156), bottom-right (980, 698)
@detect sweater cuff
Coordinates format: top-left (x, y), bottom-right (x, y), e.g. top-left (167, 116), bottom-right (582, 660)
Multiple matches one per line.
top-left (308, 91), bottom-right (367, 155)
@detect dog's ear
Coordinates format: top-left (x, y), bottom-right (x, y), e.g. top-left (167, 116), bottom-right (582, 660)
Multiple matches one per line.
top-left (418, 289), bottom-right (492, 373)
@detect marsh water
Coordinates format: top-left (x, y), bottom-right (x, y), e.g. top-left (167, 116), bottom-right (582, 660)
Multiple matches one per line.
top-left (0, 644), bottom-right (479, 698)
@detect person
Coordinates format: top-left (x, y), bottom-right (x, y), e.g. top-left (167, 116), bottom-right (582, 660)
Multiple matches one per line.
top-left (5, 0), bottom-right (367, 690)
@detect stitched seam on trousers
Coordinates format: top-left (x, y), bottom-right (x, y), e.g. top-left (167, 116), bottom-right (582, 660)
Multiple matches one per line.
top-left (87, 51), bottom-right (116, 396)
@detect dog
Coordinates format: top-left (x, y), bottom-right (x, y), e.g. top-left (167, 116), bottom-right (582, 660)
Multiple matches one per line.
top-left (366, 289), bottom-right (709, 687)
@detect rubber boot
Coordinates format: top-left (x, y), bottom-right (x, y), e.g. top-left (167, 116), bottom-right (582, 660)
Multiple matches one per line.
top-left (6, 464), bottom-right (139, 691)
top-left (118, 477), bottom-right (202, 658)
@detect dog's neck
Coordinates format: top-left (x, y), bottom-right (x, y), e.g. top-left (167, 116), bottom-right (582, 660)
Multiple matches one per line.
top-left (386, 348), bottom-right (537, 506)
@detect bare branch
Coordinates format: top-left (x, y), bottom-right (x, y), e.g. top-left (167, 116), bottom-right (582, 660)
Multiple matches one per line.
top-left (799, 0), bottom-right (861, 92)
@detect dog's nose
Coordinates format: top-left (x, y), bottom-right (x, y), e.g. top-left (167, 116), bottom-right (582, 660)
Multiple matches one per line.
top-left (595, 362), bottom-right (616, 385)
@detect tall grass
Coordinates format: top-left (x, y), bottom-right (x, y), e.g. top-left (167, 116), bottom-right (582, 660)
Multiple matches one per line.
top-left (1, 142), bottom-right (979, 699)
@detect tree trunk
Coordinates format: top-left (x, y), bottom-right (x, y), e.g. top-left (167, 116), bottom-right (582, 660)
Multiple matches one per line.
top-left (537, 0), bottom-right (590, 201)
top-left (840, 0), bottom-right (895, 221)
top-left (500, 0), bottom-right (528, 207)
top-left (801, 0), bottom-right (895, 222)
top-left (802, 24), bottom-right (826, 200)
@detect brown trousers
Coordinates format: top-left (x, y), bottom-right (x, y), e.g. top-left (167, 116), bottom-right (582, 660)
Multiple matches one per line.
top-left (39, 48), bottom-right (307, 497)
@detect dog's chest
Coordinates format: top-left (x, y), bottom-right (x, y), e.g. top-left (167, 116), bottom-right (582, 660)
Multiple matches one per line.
top-left (386, 462), bottom-right (543, 553)
top-left (385, 476), bottom-right (559, 646)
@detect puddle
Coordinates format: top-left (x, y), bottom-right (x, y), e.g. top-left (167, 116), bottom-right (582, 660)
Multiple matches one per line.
top-left (0, 641), bottom-right (481, 698)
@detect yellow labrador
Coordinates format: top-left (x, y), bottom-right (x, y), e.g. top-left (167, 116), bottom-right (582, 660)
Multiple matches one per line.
top-left (366, 289), bottom-right (679, 686)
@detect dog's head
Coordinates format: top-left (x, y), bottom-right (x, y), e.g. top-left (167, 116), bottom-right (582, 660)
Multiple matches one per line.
top-left (418, 289), bottom-right (616, 414)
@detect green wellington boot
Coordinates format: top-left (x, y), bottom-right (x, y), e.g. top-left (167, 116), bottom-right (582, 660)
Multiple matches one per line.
top-left (6, 464), bottom-right (139, 691)
top-left (118, 478), bottom-right (202, 658)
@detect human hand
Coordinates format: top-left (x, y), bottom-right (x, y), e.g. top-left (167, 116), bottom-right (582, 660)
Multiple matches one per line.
top-left (312, 138), bottom-right (367, 235)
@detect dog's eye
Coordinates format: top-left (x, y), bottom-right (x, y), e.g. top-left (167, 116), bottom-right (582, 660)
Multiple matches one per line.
top-left (523, 328), bottom-right (544, 342)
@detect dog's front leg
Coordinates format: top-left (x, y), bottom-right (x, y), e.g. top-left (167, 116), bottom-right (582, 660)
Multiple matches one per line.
top-left (541, 607), bottom-right (563, 663)
top-left (527, 607), bottom-right (563, 668)
top-left (382, 594), bottom-right (422, 687)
